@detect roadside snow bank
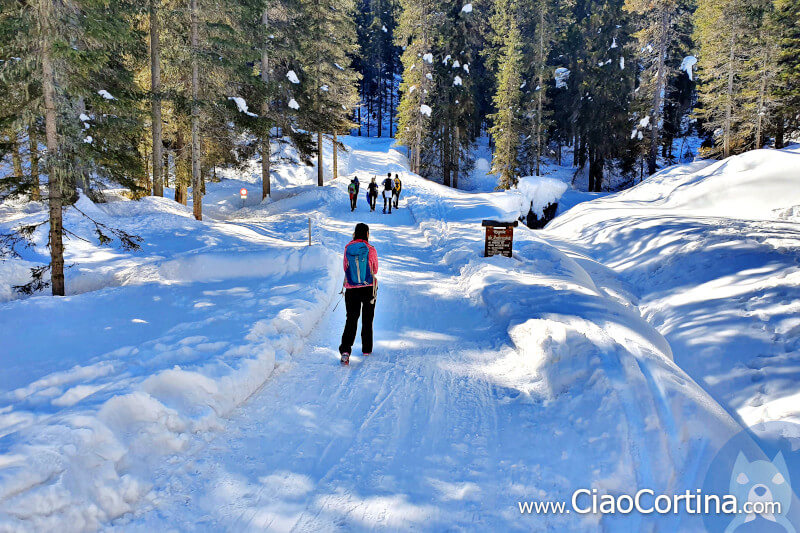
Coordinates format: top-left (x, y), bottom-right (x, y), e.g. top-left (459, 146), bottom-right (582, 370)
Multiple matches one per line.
top-left (551, 147), bottom-right (800, 225)
top-left (545, 146), bottom-right (800, 430)
top-left (0, 242), bottom-right (338, 531)
top-left (0, 176), bottom-right (342, 530)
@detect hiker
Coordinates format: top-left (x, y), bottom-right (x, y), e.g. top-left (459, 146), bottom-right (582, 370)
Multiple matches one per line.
top-left (339, 223), bottom-right (378, 365)
top-left (392, 174), bottom-right (402, 208)
top-left (348, 178), bottom-right (358, 211)
top-left (367, 177), bottom-right (379, 211)
top-left (353, 175), bottom-right (360, 195)
top-left (382, 172), bottom-right (394, 214)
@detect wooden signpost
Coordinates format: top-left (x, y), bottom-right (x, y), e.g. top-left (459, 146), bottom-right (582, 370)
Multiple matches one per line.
top-left (482, 220), bottom-right (518, 258)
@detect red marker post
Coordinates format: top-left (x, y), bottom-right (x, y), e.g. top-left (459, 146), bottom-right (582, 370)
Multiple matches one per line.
top-left (240, 187), bottom-right (248, 208)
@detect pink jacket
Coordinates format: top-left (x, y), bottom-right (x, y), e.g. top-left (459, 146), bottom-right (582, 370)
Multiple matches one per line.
top-left (343, 239), bottom-right (379, 289)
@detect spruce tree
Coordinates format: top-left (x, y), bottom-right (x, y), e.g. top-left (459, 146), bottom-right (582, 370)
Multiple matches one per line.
top-left (296, 0), bottom-right (360, 186)
top-left (488, 0), bottom-right (524, 189)
top-left (694, 0), bottom-right (754, 156)
top-left (625, 0), bottom-right (692, 174)
top-left (395, 0), bottom-right (434, 174)
top-left (773, 0), bottom-right (800, 146)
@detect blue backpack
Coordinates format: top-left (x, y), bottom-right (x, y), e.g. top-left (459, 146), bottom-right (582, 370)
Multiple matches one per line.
top-left (345, 241), bottom-right (373, 286)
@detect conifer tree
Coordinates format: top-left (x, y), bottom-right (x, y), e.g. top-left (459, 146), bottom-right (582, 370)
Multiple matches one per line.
top-left (772, 0), bottom-right (800, 146)
top-left (488, 0), bottom-right (524, 189)
top-left (395, 0), bottom-right (434, 174)
top-left (1, 0), bottom-right (144, 295)
top-left (625, 0), bottom-right (692, 174)
top-left (520, 0), bottom-right (570, 176)
top-left (694, 0), bottom-right (755, 156)
top-left (297, 0), bottom-right (360, 186)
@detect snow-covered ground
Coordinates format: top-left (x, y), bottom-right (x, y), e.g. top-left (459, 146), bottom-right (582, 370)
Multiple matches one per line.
top-left (546, 147), bottom-right (800, 430)
top-left (1, 138), bottom-right (798, 531)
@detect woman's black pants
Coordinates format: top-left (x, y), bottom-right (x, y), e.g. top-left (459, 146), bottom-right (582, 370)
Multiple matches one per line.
top-left (339, 286), bottom-right (375, 355)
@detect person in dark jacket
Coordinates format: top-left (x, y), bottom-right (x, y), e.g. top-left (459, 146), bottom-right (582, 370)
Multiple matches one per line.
top-left (382, 173), bottom-right (394, 214)
top-left (367, 177), bottom-right (379, 211)
top-left (338, 223), bottom-right (379, 364)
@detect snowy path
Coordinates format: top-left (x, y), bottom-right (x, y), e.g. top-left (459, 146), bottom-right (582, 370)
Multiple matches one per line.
top-left (6, 137), bottom-right (791, 531)
top-left (126, 138), bottom-right (745, 532)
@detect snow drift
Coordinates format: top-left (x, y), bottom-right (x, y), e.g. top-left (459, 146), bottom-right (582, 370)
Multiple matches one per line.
top-left (546, 145), bottom-right (800, 435)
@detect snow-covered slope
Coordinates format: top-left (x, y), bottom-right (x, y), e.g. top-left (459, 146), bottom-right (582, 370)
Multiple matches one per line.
top-left (546, 145), bottom-right (800, 431)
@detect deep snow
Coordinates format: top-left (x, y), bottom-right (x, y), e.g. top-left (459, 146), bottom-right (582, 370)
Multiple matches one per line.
top-left (0, 138), bottom-right (798, 531)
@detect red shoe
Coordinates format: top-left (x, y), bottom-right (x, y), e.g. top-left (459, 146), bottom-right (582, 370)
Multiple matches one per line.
top-left (362, 352), bottom-right (371, 357)
top-left (340, 353), bottom-right (350, 365)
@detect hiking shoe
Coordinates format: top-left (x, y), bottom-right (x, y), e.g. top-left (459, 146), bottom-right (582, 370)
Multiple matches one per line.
top-left (362, 352), bottom-right (371, 357)
top-left (340, 352), bottom-right (350, 365)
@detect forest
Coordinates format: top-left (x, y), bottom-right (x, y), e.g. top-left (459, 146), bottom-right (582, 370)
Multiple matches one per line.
top-left (1, 0), bottom-right (799, 296)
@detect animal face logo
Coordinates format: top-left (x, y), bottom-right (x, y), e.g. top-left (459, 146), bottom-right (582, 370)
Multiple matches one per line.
top-left (725, 451), bottom-right (796, 533)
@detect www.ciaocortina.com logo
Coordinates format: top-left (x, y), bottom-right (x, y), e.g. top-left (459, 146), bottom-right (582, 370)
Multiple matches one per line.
top-left (702, 420), bottom-right (800, 533)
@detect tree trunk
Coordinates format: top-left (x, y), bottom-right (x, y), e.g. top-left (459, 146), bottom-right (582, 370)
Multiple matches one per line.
top-left (333, 131), bottom-right (339, 180)
top-left (41, 11), bottom-right (65, 296)
top-left (755, 51), bottom-right (767, 150)
top-left (377, 71), bottom-right (383, 137)
top-left (588, 150), bottom-right (604, 192)
top-left (573, 134), bottom-right (580, 167)
top-left (648, 9), bottom-right (670, 175)
top-left (535, 8), bottom-right (545, 176)
top-left (389, 77), bottom-right (394, 137)
top-left (29, 128), bottom-right (41, 201)
top-left (10, 130), bottom-right (23, 182)
top-left (163, 149), bottom-right (170, 188)
top-left (317, 132), bottom-right (324, 186)
top-left (452, 125), bottom-right (460, 188)
top-left (442, 125), bottom-right (451, 187)
top-left (190, 0), bottom-right (202, 220)
top-left (260, 7), bottom-right (271, 200)
top-left (723, 31), bottom-right (735, 158)
top-left (150, 0), bottom-right (163, 197)
top-left (175, 129), bottom-right (187, 205)
top-left (775, 112), bottom-right (785, 148)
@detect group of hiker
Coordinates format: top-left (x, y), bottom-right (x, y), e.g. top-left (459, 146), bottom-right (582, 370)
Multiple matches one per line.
top-left (348, 173), bottom-right (402, 214)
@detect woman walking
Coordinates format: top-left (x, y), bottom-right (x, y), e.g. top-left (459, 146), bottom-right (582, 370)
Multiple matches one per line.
top-left (339, 223), bottom-right (378, 365)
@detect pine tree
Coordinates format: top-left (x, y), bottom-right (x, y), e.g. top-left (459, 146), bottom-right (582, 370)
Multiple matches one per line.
top-left (488, 0), bottom-right (524, 189)
top-left (625, 0), bottom-right (692, 174)
top-left (772, 0), bottom-right (800, 146)
top-left (1, 0), bottom-right (145, 295)
top-left (395, 0), bottom-right (434, 174)
top-left (694, 0), bottom-right (755, 156)
top-left (296, 0), bottom-right (360, 186)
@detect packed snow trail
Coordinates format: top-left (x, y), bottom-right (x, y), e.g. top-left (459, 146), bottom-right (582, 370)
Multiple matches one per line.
top-left (124, 138), bottom-right (748, 532)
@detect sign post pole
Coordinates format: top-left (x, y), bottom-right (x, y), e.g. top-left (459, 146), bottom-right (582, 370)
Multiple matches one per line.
top-left (239, 187), bottom-right (248, 208)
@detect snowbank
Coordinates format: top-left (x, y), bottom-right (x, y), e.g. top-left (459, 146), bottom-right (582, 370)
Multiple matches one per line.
top-left (545, 145), bottom-right (800, 431)
top-left (551, 147), bottom-right (800, 225)
top-left (0, 143), bottom-right (347, 530)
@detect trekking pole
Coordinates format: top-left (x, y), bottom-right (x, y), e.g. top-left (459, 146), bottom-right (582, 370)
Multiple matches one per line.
top-left (332, 281), bottom-right (345, 311)
top-left (308, 217), bottom-right (312, 246)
